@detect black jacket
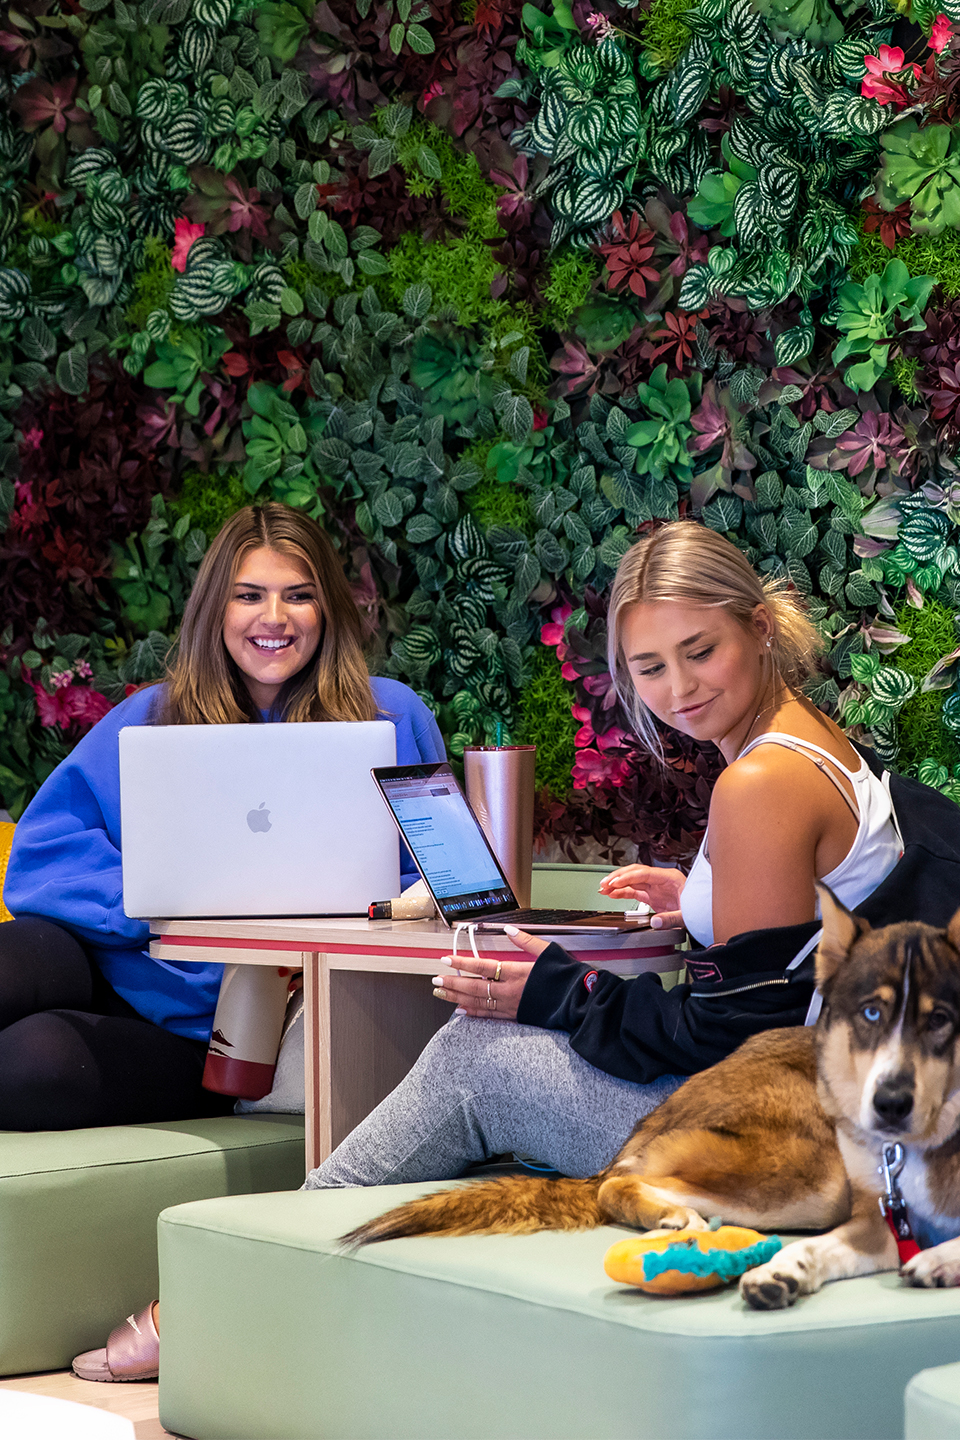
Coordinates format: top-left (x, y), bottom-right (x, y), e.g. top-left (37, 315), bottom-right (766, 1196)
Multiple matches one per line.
top-left (516, 748), bottom-right (960, 1084)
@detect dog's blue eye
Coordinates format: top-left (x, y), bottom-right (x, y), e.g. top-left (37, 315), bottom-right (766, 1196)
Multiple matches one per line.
top-left (862, 1005), bottom-right (882, 1023)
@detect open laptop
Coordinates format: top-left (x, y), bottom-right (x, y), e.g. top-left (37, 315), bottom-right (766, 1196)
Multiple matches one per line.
top-left (372, 762), bottom-right (645, 932)
top-left (120, 721), bottom-right (400, 918)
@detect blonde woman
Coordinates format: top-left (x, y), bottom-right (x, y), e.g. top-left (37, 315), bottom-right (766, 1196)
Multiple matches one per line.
top-left (2, 503), bottom-right (443, 1133)
top-left (301, 521), bottom-right (902, 1192)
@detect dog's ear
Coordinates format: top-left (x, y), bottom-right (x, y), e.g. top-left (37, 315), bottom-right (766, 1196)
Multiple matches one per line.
top-left (815, 883), bottom-right (869, 986)
top-left (946, 907), bottom-right (960, 955)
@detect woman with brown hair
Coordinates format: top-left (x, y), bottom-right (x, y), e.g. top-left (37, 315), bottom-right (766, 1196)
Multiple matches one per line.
top-left (1, 502), bottom-right (443, 1133)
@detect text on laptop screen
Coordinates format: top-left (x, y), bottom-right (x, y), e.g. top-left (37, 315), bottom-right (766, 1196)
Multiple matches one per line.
top-left (380, 775), bottom-right (509, 901)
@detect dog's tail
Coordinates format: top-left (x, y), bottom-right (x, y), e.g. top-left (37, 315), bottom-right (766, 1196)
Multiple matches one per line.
top-left (340, 1173), bottom-right (604, 1247)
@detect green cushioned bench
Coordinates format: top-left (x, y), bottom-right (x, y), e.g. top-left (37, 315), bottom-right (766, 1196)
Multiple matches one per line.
top-left (0, 1113), bottom-right (304, 1376)
top-left (157, 1182), bottom-right (960, 1440)
top-left (906, 1361), bottom-right (960, 1439)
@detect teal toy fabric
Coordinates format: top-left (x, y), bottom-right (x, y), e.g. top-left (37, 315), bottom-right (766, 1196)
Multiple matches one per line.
top-left (641, 1235), bottom-right (782, 1283)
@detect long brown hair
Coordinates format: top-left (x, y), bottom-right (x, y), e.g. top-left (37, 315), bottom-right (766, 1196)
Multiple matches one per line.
top-left (161, 504), bottom-right (377, 725)
top-left (607, 522), bottom-right (822, 758)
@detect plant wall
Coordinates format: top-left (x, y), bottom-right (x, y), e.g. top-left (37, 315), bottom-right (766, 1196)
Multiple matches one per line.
top-left (4, 0), bottom-right (960, 862)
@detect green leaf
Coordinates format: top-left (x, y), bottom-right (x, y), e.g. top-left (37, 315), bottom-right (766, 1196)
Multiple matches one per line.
top-left (849, 651), bottom-right (881, 683)
top-left (402, 283), bottom-right (432, 320)
top-left (20, 315), bottom-right (57, 362)
top-left (871, 666), bottom-right (917, 707)
top-left (245, 300), bottom-right (282, 336)
top-left (368, 139), bottom-right (397, 177)
top-left (497, 394), bottom-right (534, 445)
top-left (702, 493), bottom-right (743, 532)
top-left (406, 512), bottom-right (442, 544)
top-left (357, 251), bottom-right (390, 276)
top-left (845, 570), bottom-right (879, 608)
top-left (55, 346), bottom-right (88, 396)
top-left (406, 22), bottom-right (435, 54)
top-left (417, 145), bottom-right (442, 180)
top-left (294, 182), bottom-right (317, 220)
top-left (774, 318), bottom-right (814, 367)
top-left (374, 488), bottom-right (407, 528)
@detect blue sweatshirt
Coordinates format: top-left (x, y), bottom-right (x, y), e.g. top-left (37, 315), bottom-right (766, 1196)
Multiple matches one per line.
top-left (4, 678), bottom-right (445, 1042)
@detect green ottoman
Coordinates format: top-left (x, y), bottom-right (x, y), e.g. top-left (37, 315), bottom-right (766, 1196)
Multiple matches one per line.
top-left (158, 1183), bottom-right (960, 1440)
top-left (905, 1361), bottom-right (960, 1439)
top-left (0, 1113), bottom-right (303, 1375)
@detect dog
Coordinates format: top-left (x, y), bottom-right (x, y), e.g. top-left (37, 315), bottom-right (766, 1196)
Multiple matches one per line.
top-left (342, 885), bottom-right (960, 1309)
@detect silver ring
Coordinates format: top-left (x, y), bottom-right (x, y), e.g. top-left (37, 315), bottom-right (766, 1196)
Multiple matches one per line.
top-left (486, 996), bottom-right (497, 1010)
top-left (493, 962), bottom-right (503, 982)
top-left (486, 981), bottom-right (492, 1000)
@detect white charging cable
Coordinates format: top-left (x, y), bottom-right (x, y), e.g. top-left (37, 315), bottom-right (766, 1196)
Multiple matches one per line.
top-left (452, 921), bottom-right (481, 973)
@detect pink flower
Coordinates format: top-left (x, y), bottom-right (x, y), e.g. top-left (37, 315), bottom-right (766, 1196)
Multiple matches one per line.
top-left (560, 661), bottom-right (578, 682)
top-left (30, 678), bottom-right (112, 731)
top-left (861, 46), bottom-right (920, 105)
top-left (584, 13), bottom-right (616, 39)
top-left (595, 724), bottom-right (631, 752)
top-left (540, 602), bottom-right (573, 648)
top-left (421, 81), bottom-right (444, 107)
top-left (582, 672), bottom-right (617, 709)
top-left (931, 14), bottom-right (952, 52)
top-left (11, 478), bottom-right (43, 535)
top-left (572, 748), bottom-right (632, 789)
top-left (868, 44), bottom-right (907, 71)
top-left (171, 217), bottom-right (204, 273)
top-left (532, 407), bottom-right (549, 431)
top-left (20, 427), bottom-right (43, 452)
top-left (574, 714), bottom-right (596, 747)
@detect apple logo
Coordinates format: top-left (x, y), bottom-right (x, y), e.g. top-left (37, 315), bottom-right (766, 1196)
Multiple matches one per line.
top-left (247, 803), bottom-right (271, 833)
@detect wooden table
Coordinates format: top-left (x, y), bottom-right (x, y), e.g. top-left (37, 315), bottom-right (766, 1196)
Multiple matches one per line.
top-left (150, 918), bottom-right (684, 1173)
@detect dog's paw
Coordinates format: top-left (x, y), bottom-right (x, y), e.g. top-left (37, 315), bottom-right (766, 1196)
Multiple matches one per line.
top-left (902, 1242), bottom-right (960, 1289)
top-left (739, 1264), bottom-right (801, 1311)
top-left (660, 1208), bottom-right (710, 1232)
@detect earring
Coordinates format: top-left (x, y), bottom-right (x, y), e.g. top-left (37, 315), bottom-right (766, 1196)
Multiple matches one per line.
top-left (766, 640), bottom-right (772, 649)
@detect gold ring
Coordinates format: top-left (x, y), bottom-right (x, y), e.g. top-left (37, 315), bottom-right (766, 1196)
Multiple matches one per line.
top-left (486, 996), bottom-right (497, 1010)
top-left (493, 962), bottom-right (503, 982)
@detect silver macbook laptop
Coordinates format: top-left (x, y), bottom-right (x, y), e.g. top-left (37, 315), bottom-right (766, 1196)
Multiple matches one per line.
top-left (120, 721), bottom-right (399, 918)
top-left (373, 762), bottom-right (642, 932)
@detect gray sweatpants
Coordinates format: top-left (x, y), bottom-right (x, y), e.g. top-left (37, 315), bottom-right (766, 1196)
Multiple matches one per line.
top-left (303, 1015), bottom-right (685, 1189)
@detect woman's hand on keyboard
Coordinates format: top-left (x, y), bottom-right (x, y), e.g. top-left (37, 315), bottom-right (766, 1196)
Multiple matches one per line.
top-left (431, 928), bottom-right (547, 1021)
top-left (598, 865), bottom-right (685, 930)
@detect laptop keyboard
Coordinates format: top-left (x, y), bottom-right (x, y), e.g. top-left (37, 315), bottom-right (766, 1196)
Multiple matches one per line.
top-left (498, 908), bottom-right (601, 924)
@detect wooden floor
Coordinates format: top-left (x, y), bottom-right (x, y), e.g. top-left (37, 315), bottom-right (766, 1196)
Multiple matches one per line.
top-left (0, 1369), bottom-right (181, 1437)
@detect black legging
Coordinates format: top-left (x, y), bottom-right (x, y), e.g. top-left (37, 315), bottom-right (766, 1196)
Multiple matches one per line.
top-left (0, 917), bottom-right (234, 1130)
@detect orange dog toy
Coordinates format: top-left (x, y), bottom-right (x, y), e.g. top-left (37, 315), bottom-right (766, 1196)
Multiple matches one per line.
top-left (604, 1225), bottom-right (782, 1295)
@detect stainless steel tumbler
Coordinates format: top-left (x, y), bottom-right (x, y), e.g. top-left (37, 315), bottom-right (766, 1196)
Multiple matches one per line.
top-left (464, 745), bottom-right (536, 908)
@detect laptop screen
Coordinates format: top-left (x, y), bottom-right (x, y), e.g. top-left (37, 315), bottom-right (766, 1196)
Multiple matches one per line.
top-left (373, 764), bottom-right (518, 921)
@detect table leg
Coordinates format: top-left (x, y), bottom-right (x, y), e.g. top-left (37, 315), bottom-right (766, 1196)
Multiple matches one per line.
top-left (301, 951), bottom-right (329, 1175)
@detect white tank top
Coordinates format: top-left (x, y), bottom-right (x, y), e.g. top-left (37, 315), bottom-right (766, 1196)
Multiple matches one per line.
top-left (679, 733), bottom-right (902, 947)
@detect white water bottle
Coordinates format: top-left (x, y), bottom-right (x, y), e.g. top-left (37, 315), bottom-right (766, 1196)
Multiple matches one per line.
top-left (202, 964), bottom-right (292, 1099)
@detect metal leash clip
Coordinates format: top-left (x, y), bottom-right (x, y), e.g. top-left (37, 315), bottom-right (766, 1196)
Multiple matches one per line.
top-left (878, 1142), bottom-right (912, 1239)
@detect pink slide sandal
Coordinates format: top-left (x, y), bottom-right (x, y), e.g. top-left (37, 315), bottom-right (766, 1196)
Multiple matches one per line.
top-left (72, 1303), bottom-right (160, 1382)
